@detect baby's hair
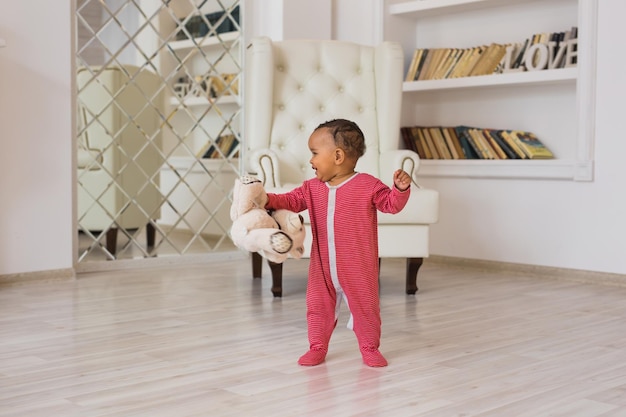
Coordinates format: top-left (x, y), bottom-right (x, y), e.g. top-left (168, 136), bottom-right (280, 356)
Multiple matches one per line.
top-left (316, 119), bottom-right (366, 160)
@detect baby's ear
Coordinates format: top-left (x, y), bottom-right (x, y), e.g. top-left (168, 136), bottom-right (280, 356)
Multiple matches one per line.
top-left (334, 148), bottom-right (345, 164)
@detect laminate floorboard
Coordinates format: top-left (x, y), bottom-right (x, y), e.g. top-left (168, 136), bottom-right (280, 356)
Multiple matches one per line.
top-left (2, 257), bottom-right (626, 416)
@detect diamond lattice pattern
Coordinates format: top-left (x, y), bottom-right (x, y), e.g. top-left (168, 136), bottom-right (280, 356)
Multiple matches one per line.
top-left (76, 0), bottom-right (241, 262)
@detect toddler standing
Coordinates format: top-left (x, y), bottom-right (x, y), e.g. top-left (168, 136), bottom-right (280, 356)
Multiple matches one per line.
top-left (265, 119), bottom-right (411, 367)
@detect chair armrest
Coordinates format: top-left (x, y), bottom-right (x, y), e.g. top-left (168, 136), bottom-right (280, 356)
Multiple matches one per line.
top-left (380, 150), bottom-right (422, 186)
top-left (249, 148), bottom-right (282, 188)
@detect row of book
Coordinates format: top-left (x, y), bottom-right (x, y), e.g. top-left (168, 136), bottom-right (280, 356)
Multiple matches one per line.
top-left (401, 126), bottom-right (554, 160)
top-left (405, 27), bottom-right (578, 81)
top-left (196, 134), bottom-right (239, 159)
top-left (175, 6), bottom-right (240, 41)
top-left (173, 73), bottom-right (239, 100)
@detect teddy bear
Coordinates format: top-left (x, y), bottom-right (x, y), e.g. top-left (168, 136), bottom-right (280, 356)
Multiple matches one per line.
top-left (230, 175), bottom-right (305, 264)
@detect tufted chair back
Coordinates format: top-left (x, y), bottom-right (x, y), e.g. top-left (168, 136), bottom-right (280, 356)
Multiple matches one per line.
top-left (243, 37), bottom-right (439, 297)
top-left (244, 37), bottom-right (405, 188)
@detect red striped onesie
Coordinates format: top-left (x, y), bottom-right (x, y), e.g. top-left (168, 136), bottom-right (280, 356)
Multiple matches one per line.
top-left (266, 173), bottom-right (410, 365)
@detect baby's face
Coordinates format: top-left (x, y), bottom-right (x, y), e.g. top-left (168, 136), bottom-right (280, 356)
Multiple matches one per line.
top-left (308, 128), bottom-right (338, 183)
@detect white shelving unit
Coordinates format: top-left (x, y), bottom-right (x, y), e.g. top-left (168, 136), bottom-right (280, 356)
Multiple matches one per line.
top-left (160, 4), bottom-right (242, 160)
top-left (167, 31), bottom-right (239, 52)
top-left (403, 67), bottom-right (577, 93)
top-left (385, 0), bottom-right (597, 181)
top-left (168, 94), bottom-right (239, 108)
top-left (159, 2), bottom-right (242, 233)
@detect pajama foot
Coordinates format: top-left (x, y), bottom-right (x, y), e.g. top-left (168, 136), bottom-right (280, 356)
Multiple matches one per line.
top-left (298, 349), bottom-right (327, 366)
top-left (361, 348), bottom-right (388, 367)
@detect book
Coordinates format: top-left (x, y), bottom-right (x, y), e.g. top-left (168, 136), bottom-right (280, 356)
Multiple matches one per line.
top-left (413, 48), bottom-right (429, 80)
top-left (470, 43), bottom-right (507, 76)
top-left (401, 127), bottom-right (417, 153)
top-left (488, 130), bottom-right (519, 159)
top-left (411, 128), bottom-right (428, 159)
top-left (421, 127), bottom-right (440, 159)
top-left (429, 127), bottom-right (453, 159)
top-left (428, 48), bottom-right (452, 80)
top-left (426, 48), bottom-right (449, 80)
top-left (440, 127), bottom-right (460, 159)
top-left (499, 130), bottom-right (528, 159)
top-left (430, 48), bottom-right (455, 80)
top-left (447, 48), bottom-right (472, 78)
top-left (468, 128), bottom-right (495, 159)
top-left (480, 129), bottom-right (507, 159)
top-left (457, 45), bottom-right (486, 78)
top-left (413, 127), bottom-right (432, 159)
top-left (510, 131), bottom-right (554, 159)
top-left (416, 49), bottom-right (436, 81)
top-left (441, 48), bottom-right (464, 79)
top-left (467, 43), bottom-right (495, 76)
top-left (405, 49), bottom-right (422, 82)
top-left (444, 127), bottom-right (466, 159)
top-left (199, 134), bottom-right (239, 159)
top-left (454, 126), bottom-right (481, 159)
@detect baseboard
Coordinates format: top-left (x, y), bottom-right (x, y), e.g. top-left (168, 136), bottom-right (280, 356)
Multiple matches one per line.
top-left (74, 251), bottom-right (247, 274)
top-left (427, 255), bottom-right (626, 288)
top-left (0, 268), bottom-right (75, 286)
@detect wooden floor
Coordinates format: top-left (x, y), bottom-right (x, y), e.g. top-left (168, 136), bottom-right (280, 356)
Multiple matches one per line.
top-left (2, 257), bottom-right (626, 417)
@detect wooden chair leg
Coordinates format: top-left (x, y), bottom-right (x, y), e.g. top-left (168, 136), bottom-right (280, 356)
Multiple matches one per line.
top-left (406, 257), bottom-right (424, 295)
top-left (268, 261), bottom-right (283, 298)
top-left (251, 252), bottom-right (263, 278)
top-left (146, 221), bottom-right (156, 249)
top-left (106, 227), bottom-right (118, 255)
top-left (251, 252), bottom-right (284, 297)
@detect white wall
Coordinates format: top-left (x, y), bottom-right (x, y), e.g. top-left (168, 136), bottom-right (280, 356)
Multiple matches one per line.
top-left (1, 1), bottom-right (625, 277)
top-left (332, 0), bottom-right (382, 46)
top-left (0, 1), bottom-right (74, 275)
top-left (248, 0), bottom-right (332, 40)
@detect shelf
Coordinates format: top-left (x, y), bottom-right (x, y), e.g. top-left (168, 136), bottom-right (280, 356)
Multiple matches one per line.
top-left (168, 31), bottom-right (239, 52)
top-left (403, 67), bottom-right (577, 92)
top-left (168, 95), bottom-right (239, 107)
top-left (418, 158), bottom-right (593, 181)
top-left (389, 0), bottom-right (533, 18)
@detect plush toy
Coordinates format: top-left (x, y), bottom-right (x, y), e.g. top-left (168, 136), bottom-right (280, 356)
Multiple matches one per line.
top-left (230, 175), bottom-right (305, 263)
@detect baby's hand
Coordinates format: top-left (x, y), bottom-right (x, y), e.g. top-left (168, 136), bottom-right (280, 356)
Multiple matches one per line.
top-left (393, 169), bottom-right (411, 192)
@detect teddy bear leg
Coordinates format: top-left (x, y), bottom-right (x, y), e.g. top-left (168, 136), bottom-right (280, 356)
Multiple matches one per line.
top-left (245, 229), bottom-right (292, 264)
top-left (269, 230), bottom-right (293, 254)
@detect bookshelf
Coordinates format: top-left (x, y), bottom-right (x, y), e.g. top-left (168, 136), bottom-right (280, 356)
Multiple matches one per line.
top-left (161, 3), bottom-right (241, 161)
top-left (168, 94), bottom-right (239, 108)
top-left (403, 67), bottom-right (577, 93)
top-left (385, 0), bottom-right (597, 181)
top-left (168, 31), bottom-right (239, 52)
top-left (158, 2), bottom-right (242, 233)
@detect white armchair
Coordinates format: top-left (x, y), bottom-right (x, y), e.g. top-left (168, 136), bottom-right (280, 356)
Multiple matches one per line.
top-left (244, 37), bottom-right (439, 296)
top-left (77, 65), bottom-right (164, 257)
